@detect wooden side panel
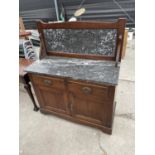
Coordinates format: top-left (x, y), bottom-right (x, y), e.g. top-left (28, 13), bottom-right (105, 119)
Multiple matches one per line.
top-left (122, 30), bottom-right (128, 59)
top-left (19, 17), bottom-right (25, 32)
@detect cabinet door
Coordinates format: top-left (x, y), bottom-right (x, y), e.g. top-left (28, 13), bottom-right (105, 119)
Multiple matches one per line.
top-left (69, 92), bottom-right (109, 125)
top-left (35, 85), bottom-right (68, 114)
top-left (68, 81), bottom-right (114, 125)
top-left (30, 74), bottom-right (69, 114)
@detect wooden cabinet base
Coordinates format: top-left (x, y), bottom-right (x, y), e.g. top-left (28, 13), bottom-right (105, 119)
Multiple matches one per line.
top-left (40, 108), bottom-right (113, 134)
top-left (29, 74), bottom-right (117, 135)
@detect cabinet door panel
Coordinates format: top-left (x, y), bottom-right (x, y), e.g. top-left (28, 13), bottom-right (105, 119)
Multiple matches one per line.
top-left (36, 85), bottom-right (67, 114)
top-left (69, 93), bottom-right (108, 125)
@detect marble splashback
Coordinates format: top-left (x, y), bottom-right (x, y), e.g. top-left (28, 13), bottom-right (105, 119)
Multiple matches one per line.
top-left (43, 29), bottom-right (117, 56)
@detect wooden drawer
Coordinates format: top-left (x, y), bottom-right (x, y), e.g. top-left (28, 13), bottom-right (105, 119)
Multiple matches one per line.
top-left (30, 74), bottom-right (66, 90)
top-left (68, 81), bottom-right (111, 102)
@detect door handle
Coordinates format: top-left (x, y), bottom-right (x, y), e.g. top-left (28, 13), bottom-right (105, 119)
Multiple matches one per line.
top-left (43, 79), bottom-right (53, 85)
top-left (82, 87), bottom-right (92, 94)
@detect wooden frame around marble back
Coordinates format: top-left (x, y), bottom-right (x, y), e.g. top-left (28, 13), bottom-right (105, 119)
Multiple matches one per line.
top-left (36, 18), bottom-right (126, 63)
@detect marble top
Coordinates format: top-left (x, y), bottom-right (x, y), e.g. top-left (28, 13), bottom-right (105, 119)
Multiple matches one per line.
top-left (25, 56), bottom-right (120, 85)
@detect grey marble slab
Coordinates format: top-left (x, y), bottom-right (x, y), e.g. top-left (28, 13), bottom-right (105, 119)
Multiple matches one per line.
top-left (25, 57), bottom-right (120, 85)
top-left (43, 29), bottom-right (117, 56)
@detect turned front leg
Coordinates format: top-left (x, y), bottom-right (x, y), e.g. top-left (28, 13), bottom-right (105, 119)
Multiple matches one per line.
top-left (24, 82), bottom-right (39, 111)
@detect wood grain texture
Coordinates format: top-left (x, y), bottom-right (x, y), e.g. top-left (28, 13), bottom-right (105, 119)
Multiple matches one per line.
top-left (122, 30), bottom-right (128, 59)
top-left (19, 31), bottom-right (32, 37)
top-left (29, 73), bottom-right (116, 134)
top-left (19, 58), bottom-right (33, 76)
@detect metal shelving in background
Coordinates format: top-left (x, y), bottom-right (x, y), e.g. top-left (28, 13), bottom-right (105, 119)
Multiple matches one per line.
top-left (19, 0), bottom-right (135, 29)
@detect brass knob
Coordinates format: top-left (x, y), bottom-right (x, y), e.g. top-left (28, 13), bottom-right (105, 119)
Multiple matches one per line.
top-left (44, 79), bottom-right (52, 85)
top-left (82, 87), bottom-right (92, 94)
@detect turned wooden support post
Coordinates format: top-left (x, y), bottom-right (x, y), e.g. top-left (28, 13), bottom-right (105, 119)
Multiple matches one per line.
top-left (24, 82), bottom-right (39, 111)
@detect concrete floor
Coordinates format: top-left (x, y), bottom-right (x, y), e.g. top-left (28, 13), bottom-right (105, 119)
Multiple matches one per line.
top-left (19, 40), bottom-right (135, 155)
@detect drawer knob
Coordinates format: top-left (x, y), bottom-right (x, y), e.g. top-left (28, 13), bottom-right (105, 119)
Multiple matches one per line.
top-left (44, 79), bottom-right (53, 85)
top-left (82, 87), bottom-right (92, 94)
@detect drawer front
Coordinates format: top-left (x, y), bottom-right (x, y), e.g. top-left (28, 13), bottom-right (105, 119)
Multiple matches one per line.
top-left (68, 81), bottom-right (112, 102)
top-left (30, 74), bottom-right (66, 90)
